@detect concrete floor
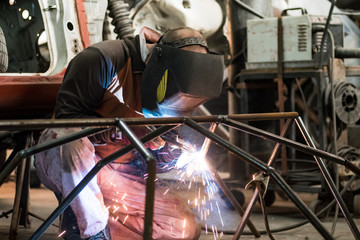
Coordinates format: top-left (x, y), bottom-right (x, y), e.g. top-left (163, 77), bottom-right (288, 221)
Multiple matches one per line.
top-left (1, 176), bottom-right (360, 240)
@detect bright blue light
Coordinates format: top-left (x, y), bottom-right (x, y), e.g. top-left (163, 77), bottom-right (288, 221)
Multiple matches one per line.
top-left (142, 108), bottom-right (162, 118)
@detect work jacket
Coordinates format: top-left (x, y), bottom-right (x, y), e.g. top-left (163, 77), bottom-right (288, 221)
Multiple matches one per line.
top-left (54, 36), bottom-right (147, 163)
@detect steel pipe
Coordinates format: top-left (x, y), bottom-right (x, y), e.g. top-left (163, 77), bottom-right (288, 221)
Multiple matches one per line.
top-left (335, 47), bottom-right (360, 58)
top-left (0, 113), bottom-right (299, 131)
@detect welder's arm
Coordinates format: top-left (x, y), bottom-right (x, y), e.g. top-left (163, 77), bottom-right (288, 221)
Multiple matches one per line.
top-left (55, 40), bottom-right (128, 119)
top-left (55, 49), bottom-right (115, 119)
top-left (54, 41), bottom-right (132, 144)
top-left (149, 130), bottom-right (194, 173)
top-left (123, 130), bottom-right (191, 173)
top-left (89, 126), bottom-right (156, 146)
top-left (144, 143), bottom-right (181, 173)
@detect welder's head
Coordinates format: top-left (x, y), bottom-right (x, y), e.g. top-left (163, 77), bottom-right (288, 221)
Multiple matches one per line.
top-left (140, 27), bottom-right (225, 117)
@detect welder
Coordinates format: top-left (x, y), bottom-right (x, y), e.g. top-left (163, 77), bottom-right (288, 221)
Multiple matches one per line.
top-left (34, 26), bottom-right (224, 240)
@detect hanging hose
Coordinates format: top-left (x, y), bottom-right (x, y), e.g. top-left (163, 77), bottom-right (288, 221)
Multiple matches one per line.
top-left (0, 26), bottom-right (8, 73)
top-left (318, 0), bottom-right (336, 69)
top-left (107, 0), bottom-right (135, 39)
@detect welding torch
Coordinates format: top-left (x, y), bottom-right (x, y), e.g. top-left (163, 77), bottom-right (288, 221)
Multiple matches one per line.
top-left (146, 126), bottom-right (196, 152)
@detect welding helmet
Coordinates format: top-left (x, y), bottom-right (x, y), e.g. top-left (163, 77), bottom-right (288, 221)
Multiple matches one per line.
top-left (141, 37), bottom-right (225, 117)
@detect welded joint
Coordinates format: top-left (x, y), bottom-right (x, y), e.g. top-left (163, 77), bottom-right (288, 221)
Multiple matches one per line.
top-left (344, 159), bottom-right (360, 177)
top-left (216, 115), bottom-right (228, 124)
top-left (181, 116), bottom-right (188, 125)
top-left (144, 155), bottom-right (153, 162)
top-left (183, 115), bottom-right (228, 126)
top-left (265, 165), bottom-right (276, 177)
top-left (17, 150), bottom-right (28, 158)
top-left (115, 119), bottom-right (154, 163)
top-left (264, 166), bottom-right (276, 182)
top-left (114, 117), bottom-right (121, 131)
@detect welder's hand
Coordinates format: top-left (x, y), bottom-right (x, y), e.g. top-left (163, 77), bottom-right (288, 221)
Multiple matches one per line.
top-left (112, 126), bottom-right (165, 150)
top-left (161, 133), bottom-right (196, 153)
top-left (110, 126), bottom-right (149, 143)
top-left (174, 137), bottom-right (196, 153)
top-left (145, 136), bottom-right (166, 150)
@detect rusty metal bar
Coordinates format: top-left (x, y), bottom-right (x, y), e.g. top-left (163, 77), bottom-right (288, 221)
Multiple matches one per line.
top-left (234, 118), bottom-right (294, 239)
top-left (183, 118), bottom-right (333, 240)
top-left (0, 113), bottom-right (299, 131)
top-left (29, 125), bottom-right (176, 240)
top-left (199, 123), bottom-right (217, 158)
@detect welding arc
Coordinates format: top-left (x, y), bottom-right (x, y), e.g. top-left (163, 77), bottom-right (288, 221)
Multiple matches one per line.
top-left (160, 135), bottom-right (195, 152)
top-left (146, 125), bottom-right (195, 152)
top-left (216, 174), bottom-right (358, 236)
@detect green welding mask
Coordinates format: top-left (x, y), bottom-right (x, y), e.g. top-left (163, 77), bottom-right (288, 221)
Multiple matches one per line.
top-left (141, 43), bottom-right (225, 117)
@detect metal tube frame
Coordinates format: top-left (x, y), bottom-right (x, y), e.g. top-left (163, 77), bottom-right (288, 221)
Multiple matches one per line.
top-left (220, 117), bottom-right (360, 239)
top-left (0, 112), bottom-right (358, 239)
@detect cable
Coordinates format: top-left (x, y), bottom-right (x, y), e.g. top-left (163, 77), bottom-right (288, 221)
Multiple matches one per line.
top-left (323, 26), bottom-right (340, 234)
top-left (319, 0), bottom-right (337, 69)
top-left (256, 181), bottom-right (276, 240)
